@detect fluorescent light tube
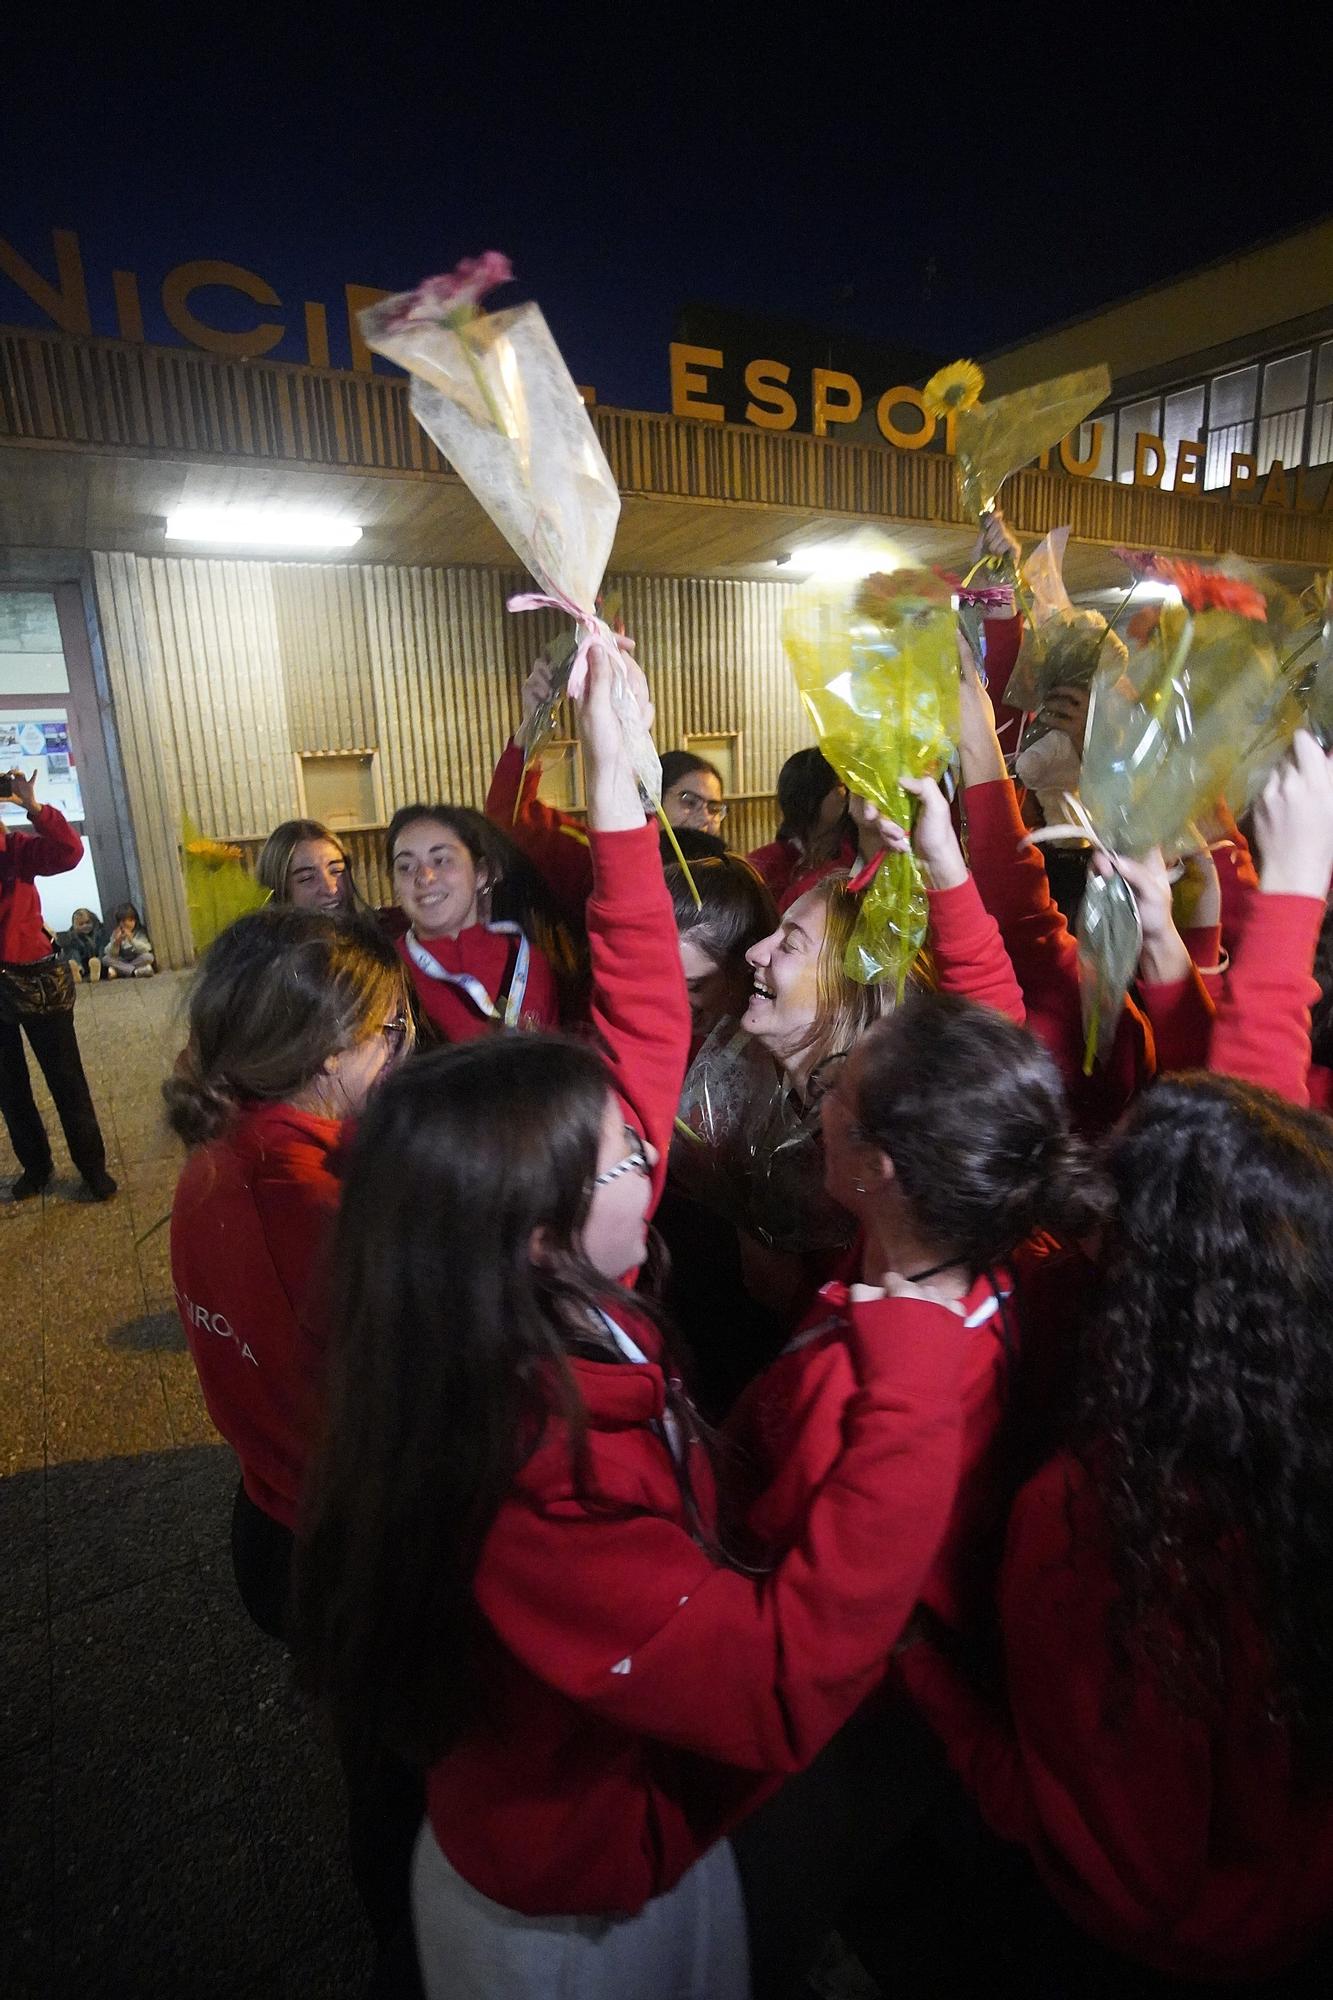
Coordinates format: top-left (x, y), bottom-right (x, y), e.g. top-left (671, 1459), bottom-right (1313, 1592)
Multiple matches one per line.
top-left (165, 507), bottom-right (363, 549)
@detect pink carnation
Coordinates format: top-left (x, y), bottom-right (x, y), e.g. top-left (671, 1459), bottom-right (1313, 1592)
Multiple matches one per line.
top-left (384, 253), bottom-right (514, 331)
top-left (956, 585), bottom-right (1014, 610)
top-left (1113, 547), bottom-right (1168, 581)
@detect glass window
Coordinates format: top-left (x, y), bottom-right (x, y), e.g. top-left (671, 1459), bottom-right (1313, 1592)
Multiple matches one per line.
top-left (1261, 351), bottom-right (1310, 413)
top-left (0, 591), bottom-right (69, 694)
top-left (1209, 366), bottom-right (1258, 428)
top-left (1160, 386), bottom-right (1206, 489)
top-left (1115, 398), bottom-right (1160, 483)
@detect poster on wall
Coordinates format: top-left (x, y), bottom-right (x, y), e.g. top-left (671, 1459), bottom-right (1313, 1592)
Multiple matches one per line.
top-left (0, 710), bottom-right (86, 828)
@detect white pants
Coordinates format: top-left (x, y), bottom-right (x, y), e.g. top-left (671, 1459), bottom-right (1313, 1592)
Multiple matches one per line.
top-left (412, 1821), bottom-right (751, 2000)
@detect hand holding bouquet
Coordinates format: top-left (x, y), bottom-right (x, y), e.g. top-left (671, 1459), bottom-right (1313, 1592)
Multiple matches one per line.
top-left (783, 558), bottom-right (960, 992)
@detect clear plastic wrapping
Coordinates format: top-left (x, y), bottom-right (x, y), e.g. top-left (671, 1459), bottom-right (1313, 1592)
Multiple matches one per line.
top-left (360, 279), bottom-right (660, 806)
top-left (671, 1025), bottom-right (855, 1254)
top-left (782, 560), bottom-right (960, 993)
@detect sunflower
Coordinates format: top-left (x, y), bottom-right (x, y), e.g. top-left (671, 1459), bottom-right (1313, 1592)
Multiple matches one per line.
top-left (922, 359), bottom-right (985, 418)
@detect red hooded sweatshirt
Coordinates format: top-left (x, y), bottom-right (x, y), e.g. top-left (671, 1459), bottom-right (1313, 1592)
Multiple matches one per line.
top-left (423, 821), bottom-right (977, 1918)
top-left (898, 1453), bottom-right (1333, 1984)
top-left (0, 803), bottom-right (83, 962)
top-left (170, 1102), bottom-right (344, 1529)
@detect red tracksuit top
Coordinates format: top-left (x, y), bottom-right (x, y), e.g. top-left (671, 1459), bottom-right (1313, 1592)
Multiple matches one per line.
top-left (170, 1102), bottom-right (344, 1529)
top-left (423, 822), bottom-right (976, 1918)
top-left (486, 740), bottom-right (594, 929)
top-left (395, 922), bottom-right (559, 1042)
top-left (964, 777), bottom-right (1154, 1134)
top-left (746, 833), bottom-right (859, 913)
top-left (898, 1452), bottom-right (1333, 1983)
top-left (0, 804), bottom-right (83, 963)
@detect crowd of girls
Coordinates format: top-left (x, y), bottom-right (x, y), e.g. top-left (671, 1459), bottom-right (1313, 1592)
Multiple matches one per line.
top-left (163, 545), bottom-right (1333, 1997)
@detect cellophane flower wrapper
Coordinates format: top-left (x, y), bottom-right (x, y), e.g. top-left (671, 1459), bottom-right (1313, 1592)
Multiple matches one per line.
top-left (360, 294), bottom-right (661, 806)
top-left (1003, 528), bottom-right (1119, 747)
top-left (953, 366), bottom-right (1111, 519)
top-left (671, 1024), bottom-right (855, 1253)
top-left (783, 562), bottom-right (960, 992)
top-left (182, 817), bottom-right (268, 955)
top-left (1074, 602), bottom-right (1281, 1059)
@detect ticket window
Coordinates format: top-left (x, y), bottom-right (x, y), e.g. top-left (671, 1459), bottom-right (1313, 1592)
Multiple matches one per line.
top-left (0, 591), bottom-right (105, 934)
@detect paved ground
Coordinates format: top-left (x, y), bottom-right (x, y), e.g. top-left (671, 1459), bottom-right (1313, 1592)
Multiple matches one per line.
top-left (0, 972), bottom-right (374, 1999)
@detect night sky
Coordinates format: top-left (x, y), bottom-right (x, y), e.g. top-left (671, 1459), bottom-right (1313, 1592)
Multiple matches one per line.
top-left (4, 10), bottom-right (1328, 409)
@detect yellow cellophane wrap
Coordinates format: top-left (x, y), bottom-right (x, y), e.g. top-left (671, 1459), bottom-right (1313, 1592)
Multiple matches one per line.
top-left (953, 365), bottom-right (1110, 518)
top-left (783, 566), bottom-right (959, 992)
top-left (182, 816), bottom-right (269, 955)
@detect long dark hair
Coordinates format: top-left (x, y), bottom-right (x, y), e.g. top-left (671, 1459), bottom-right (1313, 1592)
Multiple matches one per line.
top-left (853, 992), bottom-right (1106, 1273)
top-left (163, 908), bottom-right (409, 1146)
top-left (387, 803), bottom-right (581, 981)
top-left (776, 747), bottom-right (851, 862)
top-left (1076, 1073), bottom-right (1333, 1769)
top-left (294, 1035), bottom-right (685, 1764)
top-left (667, 856), bottom-right (776, 972)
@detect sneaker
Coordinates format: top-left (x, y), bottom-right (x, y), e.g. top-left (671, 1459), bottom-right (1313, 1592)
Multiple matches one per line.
top-left (81, 1170), bottom-right (119, 1202)
top-left (9, 1168), bottom-right (52, 1201)
top-left (88, 957), bottom-right (102, 982)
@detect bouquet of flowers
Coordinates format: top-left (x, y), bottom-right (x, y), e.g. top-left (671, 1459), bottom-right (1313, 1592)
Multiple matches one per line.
top-left (359, 256), bottom-right (662, 816)
top-left (924, 358), bottom-right (1112, 530)
top-left (181, 817), bottom-right (268, 955)
top-left (1039, 560), bottom-right (1280, 1065)
top-left (783, 554), bottom-right (960, 991)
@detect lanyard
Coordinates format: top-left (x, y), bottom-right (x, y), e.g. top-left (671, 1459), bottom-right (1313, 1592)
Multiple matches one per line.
top-left (404, 921), bottom-right (531, 1029)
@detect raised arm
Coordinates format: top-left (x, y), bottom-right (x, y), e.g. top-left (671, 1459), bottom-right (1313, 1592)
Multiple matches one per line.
top-left (1208, 734), bottom-right (1333, 1106)
top-left (3, 770), bottom-right (83, 879)
top-left (856, 777), bottom-right (1024, 1023)
top-left (579, 643), bottom-right (690, 1201)
top-left (485, 653), bottom-right (593, 926)
top-left (479, 1288), bottom-right (971, 1773)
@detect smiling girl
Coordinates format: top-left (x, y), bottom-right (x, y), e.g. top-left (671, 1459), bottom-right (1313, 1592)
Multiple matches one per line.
top-left (388, 805), bottom-right (563, 1042)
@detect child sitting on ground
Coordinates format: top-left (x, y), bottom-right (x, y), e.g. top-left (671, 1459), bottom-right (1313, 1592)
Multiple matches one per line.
top-left (104, 902), bottom-right (156, 979)
top-left (60, 906), bottom-right (108, 982)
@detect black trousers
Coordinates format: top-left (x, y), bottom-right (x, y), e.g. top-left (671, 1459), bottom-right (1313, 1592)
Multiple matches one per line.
top-left (0, 1007), bottom-right (107, 1182)
top-left (230, 1480), bottom-right (423, 1952)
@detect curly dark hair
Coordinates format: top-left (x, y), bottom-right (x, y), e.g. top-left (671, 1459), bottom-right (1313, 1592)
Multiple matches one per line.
top-left (1076, 1072), bottom-right (1333, 1771)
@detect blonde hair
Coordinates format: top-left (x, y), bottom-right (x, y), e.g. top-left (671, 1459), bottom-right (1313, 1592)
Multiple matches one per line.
top-left (790, 873), bottom-right (930, 1093)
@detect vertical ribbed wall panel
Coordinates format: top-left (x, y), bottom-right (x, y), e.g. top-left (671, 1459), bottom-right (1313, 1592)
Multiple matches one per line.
top-left (273, 563), bottom-right (376, 751)
top-left (362, 564), bottom-right (562, 813)
top-left (91, 552), bottom-right (194, 968)
top-left (610, 573), bottom-right (806, 796)
top-left (134, 556), bottom-right (295, 838)
top-left (91, 555), bottom-right (817, 962)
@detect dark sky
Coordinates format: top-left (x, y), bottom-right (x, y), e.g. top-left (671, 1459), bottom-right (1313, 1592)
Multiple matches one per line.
top-left (4, 9), bottom-right (1328, 409)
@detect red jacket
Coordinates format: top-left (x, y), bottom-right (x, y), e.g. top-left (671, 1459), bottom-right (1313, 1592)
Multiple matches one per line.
top-left (729, 1234), bottom-right (1083, 1635)
top-left (747, 834), bottom-right (858, 913)
top-left (898, 1452), bottom-right (1333, 1983)
top-left (963, 778), bottom-right (1153, 1133)
top-left (1135, 892), bottom-right (1327, 1111)
top-left (170, 1102), bottom-right (344, 1529)
top-left (425, 822), bottom-right (975, 1916)
top-left (485, 739), bottom-right (593, 928)
top-left (0, 804), bottom-right (83, 962)
top-left (396, 923), bottom-right (559, 1043)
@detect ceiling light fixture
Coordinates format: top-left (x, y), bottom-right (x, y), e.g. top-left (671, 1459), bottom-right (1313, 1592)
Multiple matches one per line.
top-left (164, 507), bottom-right (363, 550)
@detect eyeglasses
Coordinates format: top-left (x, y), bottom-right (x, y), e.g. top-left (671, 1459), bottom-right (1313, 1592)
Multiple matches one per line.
top-left (381, 1016), bottom-right (411, 1060)
top-left (675, 789), bottom-right (728, 823)
top-left (592, 1125), bottom-right (652, 1188)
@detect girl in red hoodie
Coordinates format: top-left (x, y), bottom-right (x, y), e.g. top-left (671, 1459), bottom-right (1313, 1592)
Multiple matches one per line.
top-left (166, 908), bottom-right (412, 1637)
top-left (898, 1069), bottom-right (1333, 1987)
top-left (295, 646), bottom-right (981, 2000)
top-left (389, 803), bottom-right (568, 1043)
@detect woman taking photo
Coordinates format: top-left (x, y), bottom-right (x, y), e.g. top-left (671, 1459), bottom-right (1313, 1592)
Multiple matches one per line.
top-left (166, 906), bottom-right (412, 1636)
top-left (388, 804), bottom-right (566, 1043)
top-left (0, 765), bottom-right (116, 1201)
top-left (296, 646), bottom-right (981, 2000)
